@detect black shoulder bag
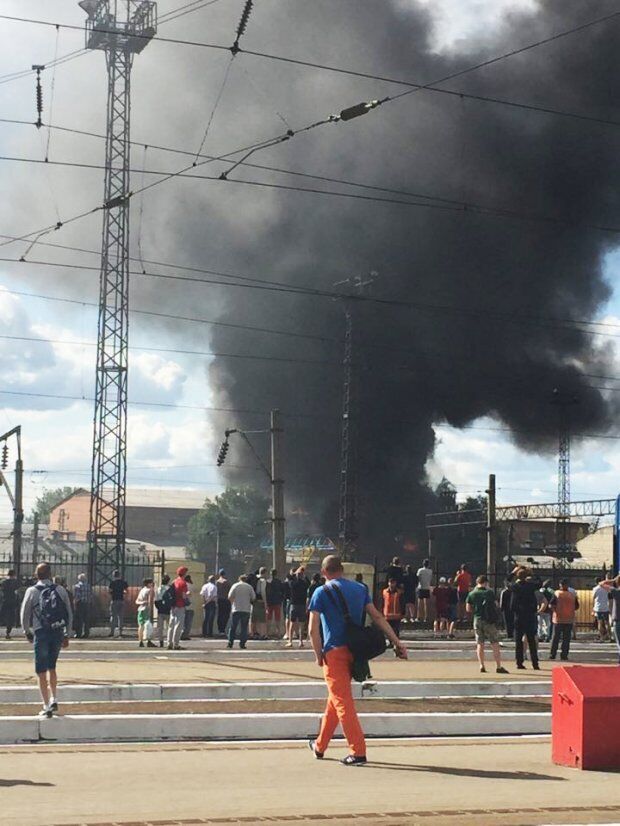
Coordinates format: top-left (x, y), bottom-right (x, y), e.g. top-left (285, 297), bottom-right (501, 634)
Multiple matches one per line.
top-left (325, 583), bottom-right (386, 662)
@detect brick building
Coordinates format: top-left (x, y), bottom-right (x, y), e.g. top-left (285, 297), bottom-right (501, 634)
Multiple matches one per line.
top-left (48, 488), bottom-right (206, 546)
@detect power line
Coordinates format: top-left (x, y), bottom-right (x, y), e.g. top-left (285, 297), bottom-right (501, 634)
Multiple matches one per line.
top-left (3, 387), bottom-right (620, 444)
top-left (159, 0), bottom-right (224, 26)
top-left (0, 332), bottom-right (335, 367)
top-left (4, 253), bottom-right (620, 344)
top-left (3, 133), bottom-right (620, 236)
top-left (0, 48), bottom-right (89, 87)
top-left (0, 284), bottom-right (338, 346)
top-left (0, 388), bottom-right (324, 420)
top-left (3, 10), bottom-right (619, 259)
top-left (1, 9), bottom-right (618, 131)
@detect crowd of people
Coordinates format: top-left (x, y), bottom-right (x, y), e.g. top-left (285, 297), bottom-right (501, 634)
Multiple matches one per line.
top-left (6, 555), bottom-right (620, 764)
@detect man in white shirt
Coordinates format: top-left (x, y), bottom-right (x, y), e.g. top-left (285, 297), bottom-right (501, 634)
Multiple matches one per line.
top-left (227, 575), bottom-right (255, 650)
top-left (592, 577), bottom-right (611, 642)
top-left (200, 575), bottom-right (218, 638)
top-left (416, 559), bottom-right (434, 623)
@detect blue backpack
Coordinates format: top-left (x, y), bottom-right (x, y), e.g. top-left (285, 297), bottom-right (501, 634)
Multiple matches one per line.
top-left (36, 583), bottom-right (68, 631)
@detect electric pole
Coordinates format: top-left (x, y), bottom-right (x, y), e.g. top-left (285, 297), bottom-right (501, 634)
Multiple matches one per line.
top-left (32, 511), bottom-right (40, 567)
top-left (270, 409), bottom-right (286, 575)
top-left (0, 427), bottom-right (23, 579)
top-left (79, 1), bottom-right (157, 584)
top-left (551, 389), bottom-right (579, 560)
top-left (486, 473), bottom-right (496, 580)
top-left (216, 410), bottom-right (286, 572)
top-left (334, 273), bottom-right (375, 561)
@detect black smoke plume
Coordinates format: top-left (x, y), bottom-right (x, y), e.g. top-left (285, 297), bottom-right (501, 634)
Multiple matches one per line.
top-left (206, 0), bottom-right (620, 557)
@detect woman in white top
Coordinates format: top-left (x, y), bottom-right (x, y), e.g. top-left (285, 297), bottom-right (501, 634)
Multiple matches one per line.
top-left (135, 578), bottom-right (155, 648)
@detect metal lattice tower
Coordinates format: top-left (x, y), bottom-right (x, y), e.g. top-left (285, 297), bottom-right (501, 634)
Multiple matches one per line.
top-left (335, 273), bottom-right (375, 561)
top-left (80, 0), bottom-right (157, 584)
top-left (552, 389), bottom-right (578, 558)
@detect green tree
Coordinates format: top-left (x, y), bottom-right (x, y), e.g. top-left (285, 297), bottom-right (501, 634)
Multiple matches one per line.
top-left (31, 486), bottom-right (82, 522)
top-left (187, 485), bottom-right (270, 565)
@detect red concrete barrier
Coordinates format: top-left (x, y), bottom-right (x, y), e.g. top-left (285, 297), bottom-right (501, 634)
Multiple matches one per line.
top-left (552, 665), bottom-right (620, 770)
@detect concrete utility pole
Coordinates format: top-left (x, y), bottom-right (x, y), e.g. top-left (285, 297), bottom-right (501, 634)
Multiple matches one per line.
top-left (270, 409), bottom-right (286, 575)
top-left (216, 409), bottom-right (286, 573)
top-left (79, 0), bottom-right (158, 585)
top-left (32, 511), bottom-right (40, 567)
top-left (486, 473), bottom-right (497, 579)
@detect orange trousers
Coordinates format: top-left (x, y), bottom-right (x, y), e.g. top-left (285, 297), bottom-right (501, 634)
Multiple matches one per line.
top-left (316, 645), bottom-right (366, 757)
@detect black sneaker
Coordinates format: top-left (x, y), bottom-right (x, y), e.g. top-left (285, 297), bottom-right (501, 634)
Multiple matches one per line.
top-left (517, 664), bottom-right (526, 670)
top-left (139, 641), bottom-right (144, 648)
top-left (496, 666), bottom-right (509, 674)
top-left (147, 641), bottom-right (157, 648)
top-left (49, 701), bottom-right (58, 713)
top-left (38, 707), bottom-right (52, 719)
top-left (341, 754), bottom-right (367, 766)
top-left (308, 739), bottom-right (323, 759)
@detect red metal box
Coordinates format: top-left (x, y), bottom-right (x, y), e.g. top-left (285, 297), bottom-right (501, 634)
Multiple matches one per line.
top-left (552, 665), bottom-right (620, 770)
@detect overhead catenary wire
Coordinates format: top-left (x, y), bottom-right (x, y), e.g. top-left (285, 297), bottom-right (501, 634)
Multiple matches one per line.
top-left (0, 11), bottom-right (618, 130)
top-left (5, 252), bottom-right (620, 345)
top-left (4, 9), bottom-right (620, 254)
top-left (4, 150), bottom-right (620, 243)
top-left (3, 387), bottom-right (620, 446)
top-left (1, 116), bottom-right (617, 236)
top-left (8, 332), bottom-right (620, 390)
top-left (159, 0), bottom-right (224, 26)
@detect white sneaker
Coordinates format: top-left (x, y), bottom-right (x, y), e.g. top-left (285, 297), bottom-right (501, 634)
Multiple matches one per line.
top-left (38, 707), bottom-right (52, 719)
top-left (284, 641), bottom-right (292, 648)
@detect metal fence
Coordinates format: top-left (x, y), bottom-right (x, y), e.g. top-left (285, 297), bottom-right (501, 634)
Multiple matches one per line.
top-left (0, 549), bottom-right (164, 629)
top-left (373, 563), bottom-right (610, 631)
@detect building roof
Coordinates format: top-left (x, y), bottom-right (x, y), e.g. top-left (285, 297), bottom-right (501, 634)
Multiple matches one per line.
top-left (52, 488), bottom-right (207, 511)
top-left (124, 488), bottom-right (206, 510)
top-left (575, 525), bottom-right (613, 567)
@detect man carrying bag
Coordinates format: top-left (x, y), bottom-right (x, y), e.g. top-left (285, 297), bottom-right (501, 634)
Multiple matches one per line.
top-left (308, 555), bottom-right (407, 766)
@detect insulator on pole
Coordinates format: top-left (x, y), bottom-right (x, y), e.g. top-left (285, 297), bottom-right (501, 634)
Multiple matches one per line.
top-left (32, 65), bottom-right (44, 129)
top-left (231, 0), bottom-right (254, 54)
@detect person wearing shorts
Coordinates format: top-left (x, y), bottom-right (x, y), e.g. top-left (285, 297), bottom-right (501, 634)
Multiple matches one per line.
top-left (465, 575), bottom-right (508, 675)
top-left (136, 578), bottom-right (156, 648)
top-left (286, 569), bottom-right (309, 649)
top-left (20, 562), bottom-right (73, 718)
top-left (416, 559), bottom-right (433, 622)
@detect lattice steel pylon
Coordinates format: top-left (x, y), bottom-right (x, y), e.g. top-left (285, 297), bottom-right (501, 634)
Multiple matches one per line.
top-left (551, 389), bottom-right (578, 559)
top-left (80, 1), bottom-right (157, 584)
top-left (335, 273), bottom-right (375, 561)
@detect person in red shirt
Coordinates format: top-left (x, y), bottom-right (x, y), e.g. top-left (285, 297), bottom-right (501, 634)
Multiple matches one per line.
top-left (167, 566), bottom-right (189, 651)
top-left (455, 564), bottom-right (473, 622)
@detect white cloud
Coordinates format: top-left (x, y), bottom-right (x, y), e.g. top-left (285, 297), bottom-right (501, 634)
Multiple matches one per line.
top-left (398, 0), bottom-right (538, 52)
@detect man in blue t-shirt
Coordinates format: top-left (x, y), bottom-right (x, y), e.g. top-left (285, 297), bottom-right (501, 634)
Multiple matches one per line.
top-left (308, 555), bottom-right (407, 766)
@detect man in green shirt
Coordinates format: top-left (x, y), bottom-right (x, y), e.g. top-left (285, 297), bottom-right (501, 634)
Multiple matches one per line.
top-left (466, 575), bottom-right (509, 675)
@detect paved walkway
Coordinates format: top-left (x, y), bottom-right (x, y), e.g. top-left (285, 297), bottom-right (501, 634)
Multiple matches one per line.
top-left (0, 653), bottom-right (570, 685)
top-left (1, 737), bottom-right (619, 825)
